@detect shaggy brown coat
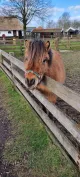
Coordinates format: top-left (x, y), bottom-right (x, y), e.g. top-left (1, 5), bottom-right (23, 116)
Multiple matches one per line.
top-left (24, 40), bottom-right (65, 103)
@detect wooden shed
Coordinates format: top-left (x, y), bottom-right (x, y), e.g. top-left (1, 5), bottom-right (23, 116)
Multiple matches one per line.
top-left (32, 27), bottom-right (63, 38)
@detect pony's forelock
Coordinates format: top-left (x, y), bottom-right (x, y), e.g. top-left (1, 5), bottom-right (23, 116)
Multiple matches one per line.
top-left (28, 40), bottom-right (46, 60)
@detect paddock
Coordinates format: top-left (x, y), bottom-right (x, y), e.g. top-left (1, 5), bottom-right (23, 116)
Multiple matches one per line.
top-left (0, 49), bottom-right (80, 172)
top-left (0, 38), bottom-right (80, 57)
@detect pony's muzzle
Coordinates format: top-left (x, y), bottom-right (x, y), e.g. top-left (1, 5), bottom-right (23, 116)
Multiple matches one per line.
top-left (25, 78), bottom-right (35, 88)
top-left (25, 70), bottom-right (43, 89)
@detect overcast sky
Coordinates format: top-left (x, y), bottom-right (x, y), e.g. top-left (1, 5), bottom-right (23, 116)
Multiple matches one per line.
top-left (0, 0), bottom-right (80, 27)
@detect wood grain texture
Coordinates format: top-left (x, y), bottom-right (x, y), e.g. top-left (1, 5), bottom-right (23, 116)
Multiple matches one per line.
top-left (1, 60), bottom-right (80, 144)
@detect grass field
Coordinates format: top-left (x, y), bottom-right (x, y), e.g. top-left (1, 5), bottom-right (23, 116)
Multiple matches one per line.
top-left (0, 70), bottom-right (79, 177)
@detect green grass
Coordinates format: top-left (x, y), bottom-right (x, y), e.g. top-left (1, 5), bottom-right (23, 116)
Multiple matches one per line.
top-left (0, 70), bottom-right (79, 177)
top-left (51, 40), bottom-right (80, 50)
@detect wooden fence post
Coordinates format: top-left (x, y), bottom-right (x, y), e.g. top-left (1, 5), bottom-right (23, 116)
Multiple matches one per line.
top-left (10, 57), bottom-right (16, 90)
top-left (67, 37), bottom-right (70, 49)
top-left (13, 37), bottom-right (16, 45)
top-left (20, 39), bottom-right (23, 56)
top-left (9, 52), bottom-right (14, 57)
top-left (0, 50), bottom-right (3, 64)
top-left (54, 37), bottom-right (59, 51)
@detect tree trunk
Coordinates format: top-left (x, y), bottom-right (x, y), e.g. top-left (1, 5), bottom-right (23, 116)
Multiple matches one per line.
top-left (23, 21), bottom-right (26, 40)
top-left (23, 0), bottom-right (26, 40)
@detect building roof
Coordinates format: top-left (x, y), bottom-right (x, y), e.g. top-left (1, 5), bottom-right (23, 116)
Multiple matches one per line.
top-left (65, 27), bottom-right (80, 32)
top-left (0, 16), bottom-right (23, 31)
top-left (32, 27), bottom-right (62, 33)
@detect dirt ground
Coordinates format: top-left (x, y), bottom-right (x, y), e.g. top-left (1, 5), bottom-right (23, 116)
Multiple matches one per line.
top-left (0, 86), bottom-right (10, 176)
top-left (57, 51), bottom-right (80, 123)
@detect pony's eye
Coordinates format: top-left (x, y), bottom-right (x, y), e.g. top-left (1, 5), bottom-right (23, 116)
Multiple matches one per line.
top-left (43, 58), bottom-right (48, 63)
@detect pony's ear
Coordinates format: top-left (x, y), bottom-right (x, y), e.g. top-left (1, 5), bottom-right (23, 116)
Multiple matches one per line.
top-left (45, 41), bottom-right (50, 50)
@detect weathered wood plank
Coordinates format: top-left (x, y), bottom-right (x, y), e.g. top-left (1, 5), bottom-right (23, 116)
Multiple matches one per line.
top-left (2, 60), bottom-right (80, 143)
top-left (3, 60), bottom-right (11, 70)
top-left (0, 50), bottom-right (24, 71)
top-left (46, 76), bottom-right (80, 113)
top-left (15, 80), bottom-right (80, 170)
top-left (0, 64), bottom-right (12, 80)
top-left (0, 65), bottom-right (80, 169)
top-left (14, 70), bottom-right (80, 143)
top-left (0, 50), bottom-right (3, 64)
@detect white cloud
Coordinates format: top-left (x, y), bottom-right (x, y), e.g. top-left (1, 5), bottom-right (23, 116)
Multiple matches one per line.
top-left (70, 15), bottom-right (80, 21)
top-left (46, 7), bottom-right (64, 18)
top-left (68, 5), bottom-right (80, 11)
top-left (48, 7), bottom-right (64, 14)
top-left (52, 7), bottom-right (64, 13)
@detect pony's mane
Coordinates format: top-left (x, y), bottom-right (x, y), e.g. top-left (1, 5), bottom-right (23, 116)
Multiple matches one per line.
top-left (28, 40), bottom-right (47, 60)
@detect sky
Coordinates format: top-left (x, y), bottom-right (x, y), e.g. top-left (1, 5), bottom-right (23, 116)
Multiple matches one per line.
top-left (0, 0), bottom-right (80, 27)
top-left (30, 0), bottom-right (80, 27)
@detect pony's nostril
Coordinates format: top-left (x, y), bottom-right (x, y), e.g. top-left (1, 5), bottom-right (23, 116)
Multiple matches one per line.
top-left (25, 78), bottom-right (29, 85)
top-left (25, 78), bottom-right (35, 87)
top-left (30, 79), bottom-right (35, 86)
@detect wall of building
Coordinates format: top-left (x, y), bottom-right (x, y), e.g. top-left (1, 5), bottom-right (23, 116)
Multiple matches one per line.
top-left (16, 31), bottom-right (19, 37)
top-left (0, 30), bottom-right (20, 37)
top-left (32, 32), bottom-right (62, 38)
top-left (0, 31), bottom-right (14, 37)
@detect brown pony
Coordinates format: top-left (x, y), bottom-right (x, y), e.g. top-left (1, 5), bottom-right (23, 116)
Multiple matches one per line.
top-left (24, 40), bottom-right (65, 103)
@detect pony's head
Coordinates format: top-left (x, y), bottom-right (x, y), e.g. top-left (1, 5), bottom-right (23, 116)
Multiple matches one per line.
top-left (24, 40), bottom-right (52, 89)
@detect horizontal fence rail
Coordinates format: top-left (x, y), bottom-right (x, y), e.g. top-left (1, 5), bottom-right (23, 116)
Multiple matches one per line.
top-left (0, 49), bottom-right (80, 170)
top-left (0, 38), bottom-right (80, 53)
top-left (2, 59), bottom-right (80, 143)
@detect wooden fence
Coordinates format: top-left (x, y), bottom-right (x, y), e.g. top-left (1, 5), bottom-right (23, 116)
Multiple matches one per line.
top-left (0, 50), bottom-right (80, 170)
top-left (0, 38), bottom-right (80, 51)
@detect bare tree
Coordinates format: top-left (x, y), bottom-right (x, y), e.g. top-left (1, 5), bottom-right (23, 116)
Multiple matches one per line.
top-left (46, 20), bottom-right (57, 28)
top-left (71, 20), bottom-right (80, 28)
top-left (57, 12), bottom-right (80, 30)
top-left (57, 12), bottom-right (71, 30)
top-left (2, 0), bottom-right (51, 39)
